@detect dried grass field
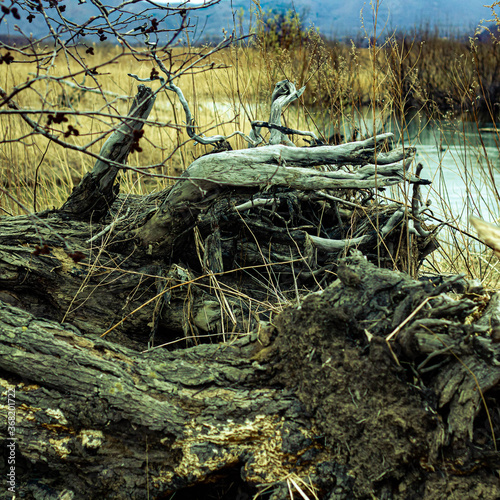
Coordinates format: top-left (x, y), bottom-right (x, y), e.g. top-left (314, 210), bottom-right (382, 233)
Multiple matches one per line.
top-left (0, 40), bottom-right (380, 215)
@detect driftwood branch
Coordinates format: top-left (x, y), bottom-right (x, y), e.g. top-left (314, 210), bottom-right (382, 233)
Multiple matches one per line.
top-left (249, 80), bottom-right (306, 147)
top-left (136, 132), bottom-right (420, 251)
top-left (250, 120), bottom-right (319, 143)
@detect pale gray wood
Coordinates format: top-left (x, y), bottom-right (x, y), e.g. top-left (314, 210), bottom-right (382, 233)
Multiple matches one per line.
top-left (248, 80), bottom-right (305, 147)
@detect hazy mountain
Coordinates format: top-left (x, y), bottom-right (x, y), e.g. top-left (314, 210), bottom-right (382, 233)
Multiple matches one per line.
top-left (0, 0), bottom-right (494, 44)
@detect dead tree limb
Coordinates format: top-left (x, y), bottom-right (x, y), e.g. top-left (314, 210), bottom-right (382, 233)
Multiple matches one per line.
top-left (60, 85), bottom-right (156, 221)
top-left (135, 132), bottom-right (419, 252)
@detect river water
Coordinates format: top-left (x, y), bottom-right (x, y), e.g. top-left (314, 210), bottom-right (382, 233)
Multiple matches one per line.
top-left (325, 110), bottom-right (500, 228)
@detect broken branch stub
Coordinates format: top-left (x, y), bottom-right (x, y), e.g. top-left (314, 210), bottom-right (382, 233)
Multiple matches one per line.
top-left (249, 79), bottom-right (306, 147)
top-left (60, 85), bottom-right (156, 221)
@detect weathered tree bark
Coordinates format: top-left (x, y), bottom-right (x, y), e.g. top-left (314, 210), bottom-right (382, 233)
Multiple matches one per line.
top-left (1, 299), bottom-right (317, 499)
top-left (2, 255), bottom-right (500, 499)
top-left (4, 80), bottom-right (498, 499)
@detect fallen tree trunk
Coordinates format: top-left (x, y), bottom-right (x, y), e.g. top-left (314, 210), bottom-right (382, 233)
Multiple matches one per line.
top-left (4, 79), bottom-right (499, 499)
top-left (0, 79), bottom-right (431, 346)
top-left (2, 256), bottom-right (500, 499)
top-left (1, 299), bottom-right (312, 499)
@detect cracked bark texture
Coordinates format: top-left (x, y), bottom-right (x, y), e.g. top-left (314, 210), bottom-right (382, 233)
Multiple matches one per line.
top-left (2, 256), bottom-right (500, 499)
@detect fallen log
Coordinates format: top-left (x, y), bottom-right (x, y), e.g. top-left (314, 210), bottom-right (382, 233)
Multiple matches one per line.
top-left (1, 299), bottom-right (320, 499)
top-left (2, 255), bottom-right (500, 498)
top-left (9, 77), bottom-right (500, 499)
top-left (0, 80), bottom-right (432, 345)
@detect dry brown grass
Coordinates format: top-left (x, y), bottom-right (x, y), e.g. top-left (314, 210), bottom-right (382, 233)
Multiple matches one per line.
top-left (2, 36), bottom-right (500, 287)
top-left (0, 45), bottom-right (265, 214)
top-left (0, 40), bottom-right (383, 216)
